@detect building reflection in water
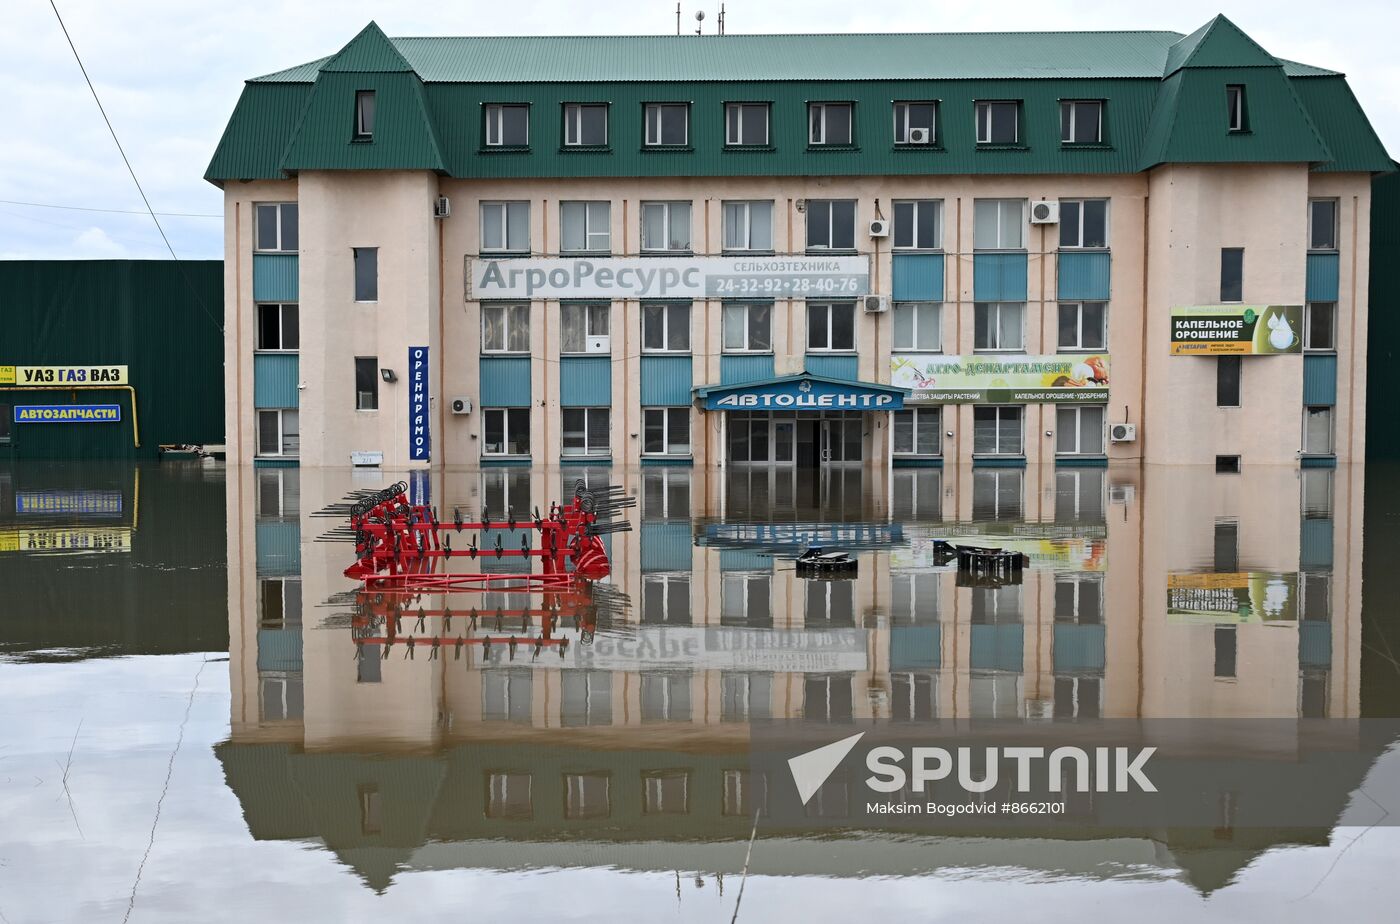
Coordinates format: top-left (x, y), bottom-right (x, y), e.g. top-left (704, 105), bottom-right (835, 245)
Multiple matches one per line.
top-left (221, 461), bottom-right (1362, 892)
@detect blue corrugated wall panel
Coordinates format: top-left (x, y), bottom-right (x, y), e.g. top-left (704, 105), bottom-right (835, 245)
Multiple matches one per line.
top-left (890, 625), bottom-right (940, 671)
top-left (1300, 519), bottom-right (1334, 570)
top-left (1299, 621), bottom-right (1332, 669)
top-left (255, 520), bottom-right (301, 576)
top-left (559, 356), bottom-right (611, 406)
top-left (1303, 354), bottom-right (1338, 406)
top-left (1306, 253), bottom-right (1340, 302)
top-left (641, 522), bottom-right (694, 571)
top-left (257, 628), bottom-right (303, 672)
top-left (972, 253), bottom-right (1028, 302)
top-left (804, 354), bottom-right (858, 379)
top-left (892, 253), bottom-right (944, 301)
top-left (640, 355), bottom-right (693, 406)
top-left (1057, 251), bottom-right (1111, 301)
top-left (254, 353), bottom-right (300, 409)
top-left (1053, 624), bottom-right (1106, 673)
top-left (720, 354), bottom-right (775, 385)
top-left (252, 253), bottom-right (298, 302)
top-left (479, 357), bottom-right (532, 407)
top-left (970, 624), bottom-right (1024, 672)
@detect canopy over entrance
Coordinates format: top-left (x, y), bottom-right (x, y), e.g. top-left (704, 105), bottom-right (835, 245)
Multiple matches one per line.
top-left (694, 372), bottom-right (908, 412)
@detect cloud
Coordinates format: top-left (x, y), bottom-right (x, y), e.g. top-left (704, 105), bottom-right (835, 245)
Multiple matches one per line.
top-left (70, 226), bottom-right (128, 258)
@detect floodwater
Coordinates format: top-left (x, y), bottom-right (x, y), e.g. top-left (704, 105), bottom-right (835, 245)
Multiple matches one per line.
top-left (2, 460), bottom-right (1400, 923)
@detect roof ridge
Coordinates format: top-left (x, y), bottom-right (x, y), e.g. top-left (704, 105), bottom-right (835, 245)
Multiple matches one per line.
top-left (387, 29), bottom-right (1188, 40)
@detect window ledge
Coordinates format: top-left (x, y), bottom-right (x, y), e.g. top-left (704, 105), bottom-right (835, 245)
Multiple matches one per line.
top-left (639, 250), bottom-right (694, 257)
top-left (808, 350), bottom-right (859, 356)
top-left (975, 143), bottom-right (1030, 151)
top-left (892, 248), bottom-right (946, 255)
top-left (807, 145), bottom-right (861, 153)
top-left (350, 137), bottom-right (374, 145)
top-left (1059, 143), bottom-right (1114, 151)
top-left (477, 251), bottom-right (532, 258)
top-left (723, 145), bottom-right (777, 153)
top-left (805, 249), bottom-right (860, 256)
top-left (642, 350), bottom-right (694, 356)
top-left (559, 146), bottom-right (612, 154)
top-left (559, 352), bottom-right (611, 358)
top-left (253, 250), bottom-right (300, 256)
top-left (640, 146), bottom-right (695, 153)
top-left (559, 251), bottom-right (613, 258)
top-left (478, 146), bottom-right (531, 155)
top-left (480, 352), bottom-right (532, 358)
top-left (722, 351), bottom-right (775, 356)
top-left (1057, 247), bottom-right (1111, 254)
top-left (561, 455), bottom-right (612, 465)
top-left (722, 250), bottom-right (777, 257)
top-left (253, 349), bottom-right (300, 355)
top-left (891, 144), bottom-right (945, 153)
top-left (893, 349), bottom-right (945, 355)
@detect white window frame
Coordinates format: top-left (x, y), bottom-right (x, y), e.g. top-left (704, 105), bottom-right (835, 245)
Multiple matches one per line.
top-left (480, 201), bottom-right (530, 254)
top-left (644, 103), bottom-right (689, 147)
top-left (973, 302), bottom-right (1025, 352)
top-left (256, 408), bottom-right (299, 458)
top-left (560, 201), bottom-right (611, 253)
top-left (484, 103), bottom-right (529, 147)
top-left (722, 303), bottom-right (772, 353)
top-left (1305, 302), bottom-right (1336, 352)
top-left (893, 407), bottom-right (942, 456)
top-left (481, 303), bottom-right (531, 354)
top-left (806, 302), bottom-right (856, 352)
top-left (560, 302), bottom-right (610, 355)
top-left (1309, 199), bottom-right (1339, 251)
top-left (975, 100), bottom-right (1019, 144)
top-left (971, 470), bottom-right (1025, 519)
top-left (721, 571), bottom-right (772, 624)
top-left (642, 302), bottom-right (691, 353)
top-left (973, 405), bottom-right (1024, 456)
top-left (564, 771), bottom-right (611, 815)
top-left (642, 572), bottom-right (692, 623)
top-left (805, 199), bottom-right (857, 251)
top-left (254, 202), bottom-right (298, 253)
top-left (1058, 199), bottom-right (1110, 249)
top-left (482, 407), bottom-right (530, 457)
top-left (973, 198), bottom-right (1026, 250)
top-left (256, 302), bottom-right (298, 352)
top-left (1059, 100), bottom-right (1103, 144)
top-left (722, 200), bottom-right (773, 252)
top-left (892, 301), bottom-right (941, 352)
top-left (1057, 301), bottom-right (1108, 350)
top-left (563, 103), bottom-right (608, 146)
top-left (1226, 85), bottom-right (1246, 132)
top-left (892, 199), bottom-right (942, 251)
top-left (893, 101), bottom-right (937, 145)
top-left (640, 677), bottom-right (693, 727)
top-left (1055, 405), bottom-right (1106, 456)
top-left (561, 406), bottom-right (610, 457)
top-left (725, 102), bottom-right (769, 146)
top-left (355, 90), bottom-right (375, 139)
top-left (352, 247), bottom-right (378, 303)
top-left (1303, 406), bottom-right (1335, 455)
top-left (642, 769), bottom-right (690, 812)
top-left (354, 356), bottom-right (379, 411)
top-left (643, 407), bottom-right (691, 455)
top-left (1055, 469), bottom-right (1106, 522)
top-left (642, 468), bottom-right (691, 519)
top-left (808, 102), bottom-right (853, 145)
top-left (640, 201), bottom-right (692, 252)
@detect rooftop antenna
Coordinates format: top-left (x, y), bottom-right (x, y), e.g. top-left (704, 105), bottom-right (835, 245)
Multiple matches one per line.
top-left (695, 9), bottom-right (704, 35)
top-left (718, 3), bottom-right (725, 35)
top-left (676, 2), bottom-right (681, 35)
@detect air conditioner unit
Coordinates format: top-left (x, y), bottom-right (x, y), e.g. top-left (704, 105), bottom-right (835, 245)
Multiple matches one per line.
top-left (1030, 201), bottom-right (1059, 224)
top-left (1109, 423), bottom-right (1136, 443)
top-left (450, 397), bottom-right (473, 415)
top-left (907, 127), bottom-right (932, 145)
top-left (868, 219), bottom-right (890, 238)
top-left (433, 196), bottom-right (451, 219)
top-left (1109, 483), bottom-right (1136, 505)
top-left (862, 295), bottom-right (889, 314)
top-left (585, 335), bottom-right (611, 354)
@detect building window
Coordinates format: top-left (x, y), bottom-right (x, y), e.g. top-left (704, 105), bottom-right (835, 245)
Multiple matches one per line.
top-left (482, 669), bottom-right (533, 724)
top-left (1226, 85), bottom-right (1247, 132)
top-left (973, 198), bottom-right (1025, 250)
top-left (722, 303), bottom-right (772, 352)
top-left (806, 199), bottom-right (857, 251)
top-left (721, 572), bottom-right (772, 627)
top-left (975, 100), bottom-right (1019, 144)
top-left (258, 577), bottom-right (302, 626)
top-left (644, 103), bottom-right (688, 146)
top-left (973, 405), bottom-right (1023, 456)
top-left (1057, 302), bottom-right (1107, 350)
top-left (642, 468), bottom-right (691, 519)
top-left (353, 247), bottom-right (378, 302)
top-left (485, 772), bottom-right (533, 820)
top-left (562, 672), bottom-right (612, 728)
top-left (893, 101), bottom-right (937, 145)
top-left (1060, 100), bottom-right (1102, 144)
top-left (482, 469), bottom-right (530, 518)
top-left (483, 408), bottom-right (530, 456)
top-left (972, 470), bottom-right (1023, 519)
top-left (642, 303), bottom-right (690, 352)
top-left (563, 772), bottom-right (611, 817)
top-left (354, 357), bottom-right (379, 411)
top-left (973, 302), bottom-right (1024, 351)
top-left (1303, 406), bottom-right (1334, 455)
top-left (257, 303), bottom-right (299, 351)
top-left (481, 303), bottom-right (530, 353)
top-left (563, 103), bottom-right (608, 146)
top-left (891, 673), bottom-right (937, 722)
top-left (893, 407), bottom-right (940, 456)
top-left (560, 201), bottom-right (610, 253)
top-left (642, 769), bottom-right (690, 813)
top-left (1059, 199), bottom-right (1108, 249)
top-left (725, 102), bottom-right (769, 145)
top-left (644, 407), bottom-right (690, 455)
top-left (806, 580), bottom-right (856, 627)
top-left (1217, 355), bottom-right (1241, 407)
top-left (722, 673), bottom-right (773, 723)
top-left (892, 302), bottom-right (940, 352)
top-left (562, 407), bottom-right (610, 456)
top-left (809, 102), bottom-right (853, 145)
top-left (723, 200), bottom-right (773, 252)
top-left (256, 409), bottom-right (299, 457)
top-left (1305, 302), bottom-right (1336, 351)
top-left (723, 769), bottom-right (769, 816)
top-left (1220, 247), bottom-right (1245, 301)
top-left (484, 103), bottom-right (529, 147)
top-left (480, 201), bottom-right (529, 253)
top-left (807, 302), bottom-right (856, 351)
top-left (1309, 199), bottom-right (1338, 251)
top-left (642, 573), bottom-right (691, 624)
top-left (893, 199), bottom-right (941, 250)
top-left (641, 673), bottom-right (692, 724)
top-left (1055, 469), bottom-right (1106, 522)
top-left (640, 201), bottom-right (691, 252)
top-left (890, 572), bottom-right (940, 624)
top-left (255, 469), bottom-right (299, 517)
top-left (254, 202), bottom-right (298, 252)
top-left (1214, 520), bottom-right (1239, 571)
top-left (803, 674), bottom-right (854, 723)
top-left (1056, 405), bottom-right (1105, 456)
top-left (354, 90), bottom-right (375, 139)
top-left (1215, 626), bottom-right (1237, 678)
top-left (891, 469), bottom-right (942, 520)
top-left (560, 303), bottom-right (609, 354)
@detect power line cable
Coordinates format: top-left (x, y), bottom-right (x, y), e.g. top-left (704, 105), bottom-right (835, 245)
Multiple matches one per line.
top-left (48, 0), bottom-right (223, 333)
top-left (0, 198), bottom-right (222, 218)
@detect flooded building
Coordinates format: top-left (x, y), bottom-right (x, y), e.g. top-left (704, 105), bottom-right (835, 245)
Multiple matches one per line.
top-left (206, 17), bottom-right (1390, 471)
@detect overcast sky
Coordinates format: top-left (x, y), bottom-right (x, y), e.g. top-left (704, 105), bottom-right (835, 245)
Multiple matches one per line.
top-left (3, 0), bottom-right (1398, 260)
